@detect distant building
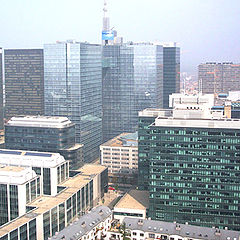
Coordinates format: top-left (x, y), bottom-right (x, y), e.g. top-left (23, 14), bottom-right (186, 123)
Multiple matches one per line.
top-left (0, 150), bottom-right (108, 240)
top-left (4, 49), bottom-right (44, 120)
top-left (49, 206), bottom-right (112, 240)
top-left (198, 62), bottom-right (240, 94)
top-left (163, 43), bottom-right (180, 108)
top-left (102, 44), bottom-right (135, 141)
top-left (113, 190), bottom-right (149, 223)
top-left (138, 100), bottom-right (240, 230)
top-left (123, 217), bottom-right (240, 240)
top-left (5, 116), bottom-right (83, 169)
top-left (100, 132), bottom-right (138, 188)
top-left (44, 41), bottom-right (102, 162)
top-left (0, 48), bottom-right (3, 129)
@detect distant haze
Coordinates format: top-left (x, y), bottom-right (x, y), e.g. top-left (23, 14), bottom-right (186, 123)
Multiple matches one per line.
top-left (1, 0), bottom-right (239, 73)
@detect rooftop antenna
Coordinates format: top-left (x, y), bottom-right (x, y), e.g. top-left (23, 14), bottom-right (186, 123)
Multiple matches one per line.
top-left (103, 0), bottom-right (110, 31)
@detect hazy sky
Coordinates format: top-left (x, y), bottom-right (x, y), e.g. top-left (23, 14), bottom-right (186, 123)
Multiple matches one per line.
top-left (1, 0), bottom-right (240, 72)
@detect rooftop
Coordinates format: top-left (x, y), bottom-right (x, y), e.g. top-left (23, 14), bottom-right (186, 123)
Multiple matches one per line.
top-left (77, 164), bottom-right (107, 176)
top-left (101, 133), bottom-right (138, 148)
top-left (49, 206), bottom-right (112, 240)
top-left (154, 116), bottom-right (240, 129)
top-left (0, 149), bottom-right (66, 168)
top-left (0, 166), bottom-right (37, 185)
top-left (0, 164), bottom-right (107, 237)
top-left (6, 116), bottom-right (74, 128)
top-left (114, 190), bottom-right (149, 210)
top-left (123, 218), bottom-right (240, 240)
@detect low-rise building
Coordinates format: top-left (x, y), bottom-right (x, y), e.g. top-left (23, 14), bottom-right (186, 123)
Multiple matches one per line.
top-left (113, 190), bottom-right (149, 223)
top-left (100, 132), bottom-right (138, 188)
top-left (0, 165), bottom-right (40, 226)
top-left (49, 206), bottom-right (113, 240)
top-left (123, 217), bottom-right (240, 240)
top-left (5, 116), bottom-right (83, 169)
top-left (0, 150), bottom-right (108, 240)
top-left (0, 149), bottom-right (68, 196)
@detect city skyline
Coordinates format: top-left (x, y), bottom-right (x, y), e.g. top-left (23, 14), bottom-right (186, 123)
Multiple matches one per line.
top-left (0, 0), bottom-right (240, 72)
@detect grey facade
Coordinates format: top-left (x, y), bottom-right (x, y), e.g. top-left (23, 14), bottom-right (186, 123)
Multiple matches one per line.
top-left (199, 62), bottom-right (240, 94)
top-left (4, 116), bottom-right (83, 169)
top-left (102, 44), bottom-right (135, 142)
top-left (0, 48), bottom-right (3, 129)
top-left (163, 45), bottom-right (180, 108)
top-left (44, 41), bottom-right (102, 162)
top-left (4, 49), bottom-right (44, 120)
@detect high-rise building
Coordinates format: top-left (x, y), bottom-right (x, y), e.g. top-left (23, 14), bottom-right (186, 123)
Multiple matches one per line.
top-left (44, 41), bottom-right (102, 162)
top-left (102, 44), bottom-right (135, 141)
top-left (198, 62), bottom-right (240, 94)
top-left (4, 49), bottom-right (44, 120)
top-left (0, 48), bottom-right (3, 130)
top-left (163, 43), bottom-right (180, 108)
top-left (5, 116), bottom-right (83, 169)
top-left (138, 95), bottom-right (240, 230)
top-left (129, 42), bottom-right (164, 113)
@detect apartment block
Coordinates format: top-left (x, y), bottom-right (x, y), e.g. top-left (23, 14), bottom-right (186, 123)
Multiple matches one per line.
top-left (199, 62), bottom-right (240, 94)
top-left (123, 218), bottom-right (240, 240)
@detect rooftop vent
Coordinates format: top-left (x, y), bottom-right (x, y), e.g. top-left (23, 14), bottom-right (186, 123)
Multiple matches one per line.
top-left (81, 221), bottom-right (86, 228)
top-left (138, 219), bottom-right (143, 225)
top-left (99, 210), bottom-right (104, 215)
top-left (215, 229), bottom-right (221, 236)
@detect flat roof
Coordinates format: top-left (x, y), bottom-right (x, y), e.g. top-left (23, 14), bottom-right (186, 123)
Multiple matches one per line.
top-left (0, 149), bottom-right (66, 168)
top-left (0, 166), bottom-right (37, 185)
top-left (6, 116), bottom-right (74, 128)
top-left (124, 218), bottom-right (240, 240)
top-left (155, 117), bottom-right (240, 130)
top-left (0, 165), bottom-right (24, 173)
top-left (114, 190), bottom-right (149, 210)
top-left (77, 164), bottom-right (107, 176)
top-left (101, 133), bottom-right (138, 148)
top-left (0, 164), bottom-right (106, 237)
top-left (0, 213), bottom-right (38, 234)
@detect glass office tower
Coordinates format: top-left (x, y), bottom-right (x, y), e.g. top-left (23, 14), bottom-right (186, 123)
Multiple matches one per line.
top-left (4, 49), bottom-right (44, 120)
top-left (163, 44), bottom-right (180, 108)
top-left (0, 48), bottom-right (3, 130)
top-left (102, 45), bottom-right (135, 142)
top-left (129, 43), bottom-right (164, 114)
top-left (44, 41), bottom-right (102, 162)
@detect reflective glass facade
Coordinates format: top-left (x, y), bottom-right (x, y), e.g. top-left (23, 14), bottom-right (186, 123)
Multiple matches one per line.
top-left (143, 124), bottom-right (240, 230)
top-left (0, 48), bottom-right (3, 129)
top-left (4, 49), bottom-right (44, 120)
top-left (163, 46), bottom-right (180, 108)
top-left (130, 43), bottom-right (164, 114)
top-left (44, 42), bottom-right (102, 162)
top-left (102, 45), bottom-right (135, 142)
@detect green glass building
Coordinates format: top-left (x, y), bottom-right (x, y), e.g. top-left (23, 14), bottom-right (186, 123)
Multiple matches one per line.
top-left (138, 109), bottom-right (240, 231)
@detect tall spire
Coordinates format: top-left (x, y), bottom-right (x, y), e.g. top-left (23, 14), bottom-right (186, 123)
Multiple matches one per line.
top-left (103, 0), bottom-right (110, 31)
